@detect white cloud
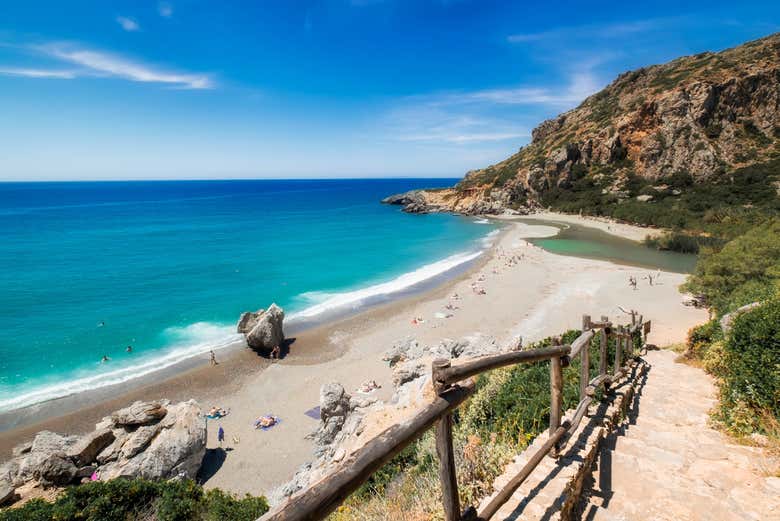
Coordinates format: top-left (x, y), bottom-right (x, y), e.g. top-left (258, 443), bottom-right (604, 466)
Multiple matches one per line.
top-left (386, 103), bottom-right (530, 146)
top-left (39, 45), bottom-right (213, 89)
top-left (399, 132), bottom-right (529, 144)
top-left (116, 16), bottom-right (140, 32)
top-left (0, 67), bottom-right (75, 79)
top-left (507, 18), bottom-right (671, 44)
top-left (456, 71), bottom-right (602, 107)
top-left (416, 70), bottom-right (602, 109)
top-left (158, 2), bottom-right (173, 18)
top-left (383, 67), bottom-right (604, 146)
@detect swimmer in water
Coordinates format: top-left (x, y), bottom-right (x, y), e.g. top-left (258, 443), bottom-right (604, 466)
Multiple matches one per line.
top-left (126, 345), bottom-right (132, 353)
top-left (101, 355), bottom-right (110, 363)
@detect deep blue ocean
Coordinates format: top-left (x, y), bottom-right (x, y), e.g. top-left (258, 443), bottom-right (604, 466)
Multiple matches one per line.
top-left (0, 179), bottom-right (498, 412)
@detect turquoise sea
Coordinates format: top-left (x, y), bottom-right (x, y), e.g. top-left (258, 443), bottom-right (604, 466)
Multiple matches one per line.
top-left (0, 179), bottom-right (498, 413)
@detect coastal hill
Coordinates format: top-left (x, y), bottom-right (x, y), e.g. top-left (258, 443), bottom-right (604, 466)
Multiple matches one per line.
top-left (385, 32), bottom-right (780, 223)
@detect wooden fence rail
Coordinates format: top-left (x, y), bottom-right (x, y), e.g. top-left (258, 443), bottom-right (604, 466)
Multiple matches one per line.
top-left (260, 310), bottom-right (649, 521)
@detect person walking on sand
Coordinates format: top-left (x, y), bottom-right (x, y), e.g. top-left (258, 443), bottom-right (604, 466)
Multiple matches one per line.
top-left (210, 350), bottom-right (218, 366)
top-left (217, 425), bottom-right (225, 447)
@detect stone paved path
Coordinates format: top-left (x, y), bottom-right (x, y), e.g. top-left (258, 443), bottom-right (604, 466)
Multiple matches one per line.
top-left (583, 349), bottom-right (780, 521)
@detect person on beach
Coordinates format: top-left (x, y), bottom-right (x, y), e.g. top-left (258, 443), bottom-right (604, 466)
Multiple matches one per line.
top-left (210, 350), bottom-right (218, 366)
top-left (270, 345), bottom-right (281, 359)
top-left (217, 425), bottom-right (225, 446)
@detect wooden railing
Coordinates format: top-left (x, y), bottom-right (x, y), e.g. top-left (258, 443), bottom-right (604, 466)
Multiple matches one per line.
top-left (260, 310), bottom-right (650, 521)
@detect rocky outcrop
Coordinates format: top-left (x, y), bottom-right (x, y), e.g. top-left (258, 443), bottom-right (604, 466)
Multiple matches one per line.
top-left (273, 383), bottom-right (378, 502)
top-left (237, 304), bottom-right (285, 352)
top-left (66, 428), bottom-right (115, 467)
top-left (394, 33), bottom-right (780, 215)
top-left (111, 401), bottom-right (167, 426)
top-left (0, 400), bottom-right (206, 506)
top-left (0, 481), bottom-right (17, 507)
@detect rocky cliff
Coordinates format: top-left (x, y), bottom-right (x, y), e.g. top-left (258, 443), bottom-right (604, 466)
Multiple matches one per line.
top-left (385, 32), bottom-right (780, 216)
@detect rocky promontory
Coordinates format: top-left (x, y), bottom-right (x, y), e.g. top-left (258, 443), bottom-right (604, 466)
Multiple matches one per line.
top-left (0, 399), bottom-right (206, 507)
top-left (382, 188), bottom-right (530, 216)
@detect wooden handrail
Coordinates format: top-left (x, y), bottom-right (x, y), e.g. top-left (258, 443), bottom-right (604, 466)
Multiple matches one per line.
top-left (569, 329), bottom-right (595, 360)
top-left (434, 344), bottom-right (571, 389)
top-left (260, 311), bottom-right (652, 521)
top-left (261, 381), bottom-right (476, 521)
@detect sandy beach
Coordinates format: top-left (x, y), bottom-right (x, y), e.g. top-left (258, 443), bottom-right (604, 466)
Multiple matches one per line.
top-left (0, 216), bottom-right (707, 498)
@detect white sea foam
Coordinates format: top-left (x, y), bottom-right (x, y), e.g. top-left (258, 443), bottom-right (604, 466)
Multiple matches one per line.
top-left (480, 229), bottom-right (501, 247)
top-left (0, 322), bottom-right (242, 413)
top-left (473, 218), bottom-right (491, 224)
top-left (288, 249), bottom-right (483, 320)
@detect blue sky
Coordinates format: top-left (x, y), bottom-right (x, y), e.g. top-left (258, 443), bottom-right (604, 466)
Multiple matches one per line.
top-left (0, 1), bottom-right (777, 180)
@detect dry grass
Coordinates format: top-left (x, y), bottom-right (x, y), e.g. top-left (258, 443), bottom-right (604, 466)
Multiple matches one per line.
top-left (327, 429), bottom-right (516, 521)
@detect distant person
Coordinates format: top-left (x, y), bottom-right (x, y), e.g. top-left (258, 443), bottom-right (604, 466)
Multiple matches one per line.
top-left (101, 355), bottom-right (110, 363)
top-left (97, 321), bottom-right (105, 328)
top-left (270, 345), bottom-right (281, 359)
top-left (126, 345), bottom-right (132, 353)
top-left (217, 425), bottom-right (225, 446)
top-left (210, 350), bottom-right (218, 366)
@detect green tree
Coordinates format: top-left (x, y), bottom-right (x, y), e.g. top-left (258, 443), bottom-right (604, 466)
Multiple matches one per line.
top-left (683, 219), bottom-right (780, 314)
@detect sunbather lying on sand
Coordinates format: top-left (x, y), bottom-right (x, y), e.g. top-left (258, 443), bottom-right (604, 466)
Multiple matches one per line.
top-left (207, 407), bottom-right (229, 419)
top-left (254, 415), bottom-right (279, 429)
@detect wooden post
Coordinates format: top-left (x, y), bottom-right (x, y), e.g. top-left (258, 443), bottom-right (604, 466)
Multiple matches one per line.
top-left (432, 358), bottom-right (451, 395)
top-left (580, 316), bottom-right (590, 400)
top-left (435, 413), bottom-right (460, 521)
top-left (614, 326), bottom-right (623, 375)
top-left (599, 315), bottom-right (608, 377)
top-left (549, 338), bottom-right (563, 455)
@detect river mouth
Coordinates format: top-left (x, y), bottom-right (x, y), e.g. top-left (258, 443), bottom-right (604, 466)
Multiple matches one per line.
top-left (516, 218), bottom-right (698, 274)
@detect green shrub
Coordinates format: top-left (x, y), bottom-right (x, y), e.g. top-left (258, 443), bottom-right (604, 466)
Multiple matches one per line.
top-left (460, 330), bottom-right (617, 443)
top-left (644, 232), bottom-right (723, 254)
top-left (683, 219), bottom-right (780, 314)
top-left (685, 319), bottom-right (723, 359)
top-left (702, 340), bottom-right (728, 378)
top-left (203, 489), bottom-right (270, 521)
top-left (0, 479), bottom-right (269, 521)
top-left (0, 499), bottom-right (53, 521)
top-left (721, 300), bottom-right (780, 421)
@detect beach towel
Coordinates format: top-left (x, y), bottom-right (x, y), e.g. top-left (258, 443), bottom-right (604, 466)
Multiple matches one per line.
top-left (254, 415), bottom-right (281, 430)
top-left (304, 406), bottom-right (321, 420)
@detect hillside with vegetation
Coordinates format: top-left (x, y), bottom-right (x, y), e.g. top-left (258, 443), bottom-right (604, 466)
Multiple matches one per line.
top-left (391, 32), bottom-right (780, 251)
